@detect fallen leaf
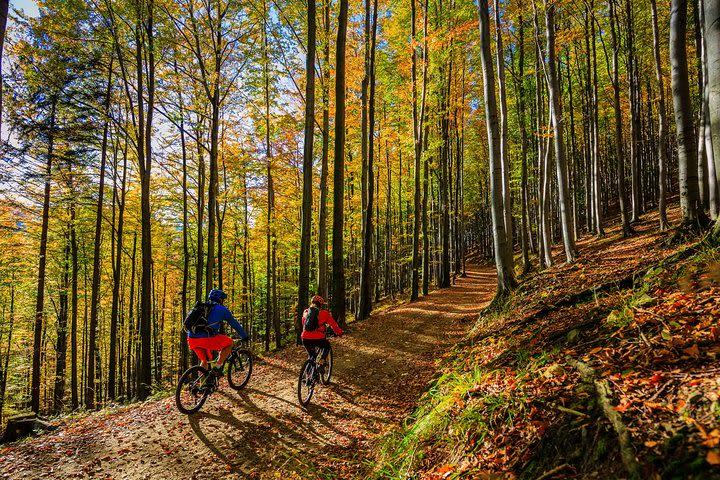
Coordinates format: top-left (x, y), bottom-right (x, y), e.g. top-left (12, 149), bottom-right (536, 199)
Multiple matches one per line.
top-left (706, 450), bottom-right (720, 465)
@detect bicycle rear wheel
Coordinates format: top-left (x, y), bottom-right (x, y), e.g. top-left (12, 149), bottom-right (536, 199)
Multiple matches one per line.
top-left (297, 359), bottom-right (316, 407)
top-left (176, 365), bottom-right (210, 414)
top-left (320, 346), bottom-right (333, 385)
top-left (227, 349), bottom-right (253, 390)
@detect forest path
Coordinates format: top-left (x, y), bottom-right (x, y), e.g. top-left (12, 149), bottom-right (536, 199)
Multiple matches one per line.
top-left (0, 266), bottom-right (496, 480)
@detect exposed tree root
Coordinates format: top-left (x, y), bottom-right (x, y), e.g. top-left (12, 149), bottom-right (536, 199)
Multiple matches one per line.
top-left (566, 358), bottom-right (641, 480)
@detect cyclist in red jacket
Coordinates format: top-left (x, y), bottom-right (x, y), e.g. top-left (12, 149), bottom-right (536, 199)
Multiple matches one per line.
top-left (301, 295), bottom-right (343, 367)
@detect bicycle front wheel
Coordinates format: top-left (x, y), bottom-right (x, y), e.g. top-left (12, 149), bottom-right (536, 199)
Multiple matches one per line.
top-left (176, 365), bottom-right (210, 414)
top-left (297, 359), bottom-right (315, 407)
top-left (227, 349), bottom-right (253, 390)
top-left (320, 346), bottom-right (333, 385)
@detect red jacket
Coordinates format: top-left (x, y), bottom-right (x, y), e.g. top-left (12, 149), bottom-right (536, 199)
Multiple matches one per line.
top-left (301, 308), bottom-right (343, 340)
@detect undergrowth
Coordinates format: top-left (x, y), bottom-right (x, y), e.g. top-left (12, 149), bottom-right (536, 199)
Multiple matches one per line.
top-left (370, 241), bottom-right (720, 479)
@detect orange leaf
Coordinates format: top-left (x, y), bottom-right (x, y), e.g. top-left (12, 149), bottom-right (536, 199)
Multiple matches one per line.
top-left (706, 450), bottom-right (720, 465)
top-left (614, 400), bottom-right (633, 413)
top-left (683, 344), bottom-right (700, 357)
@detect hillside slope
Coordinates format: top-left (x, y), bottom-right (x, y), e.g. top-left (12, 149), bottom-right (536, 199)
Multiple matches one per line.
top-left (373, 212), bottom-right (720, 479)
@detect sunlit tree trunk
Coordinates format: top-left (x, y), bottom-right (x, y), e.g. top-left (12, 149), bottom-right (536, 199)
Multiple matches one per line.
top-left (545, 2), bottom-right (576, 262)
top-left (650, 0), bottom-right (670, 230)
top-left (478, 0), bottom-right (515, 297)
top-left (671, 0), bottom-right (705, 226)
top-left (705, 0), bottom-right (720, 233)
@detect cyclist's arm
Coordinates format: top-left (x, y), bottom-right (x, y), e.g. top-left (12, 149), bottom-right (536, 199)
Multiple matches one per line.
top-left (224, 309), bottom-right (249, 341)
top-left (321, 310), bottom-right (343, 336)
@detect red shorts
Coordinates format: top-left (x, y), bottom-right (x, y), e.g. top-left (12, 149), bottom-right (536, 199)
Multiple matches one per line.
top-left (187, 334), bottom-right (233, 361)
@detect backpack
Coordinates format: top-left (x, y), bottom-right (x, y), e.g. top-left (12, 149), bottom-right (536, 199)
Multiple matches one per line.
top-left (184, 301), bottom-right (216, 335)
top-left (303, 306), bottom-right (320, 332)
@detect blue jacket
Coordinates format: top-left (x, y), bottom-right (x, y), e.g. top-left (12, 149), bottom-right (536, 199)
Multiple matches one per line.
top-left (187, 303), bottom-right (248, 340)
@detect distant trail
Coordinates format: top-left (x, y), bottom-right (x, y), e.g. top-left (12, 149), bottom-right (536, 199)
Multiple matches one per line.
top-left (0, 266), bottom-right (496, 480)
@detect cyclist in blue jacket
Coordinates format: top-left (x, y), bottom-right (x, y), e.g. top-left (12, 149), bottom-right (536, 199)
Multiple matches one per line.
top-left (187, 289), bottom-right (249, 377)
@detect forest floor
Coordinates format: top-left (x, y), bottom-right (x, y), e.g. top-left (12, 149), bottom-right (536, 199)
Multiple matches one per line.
top-left (0, 267), bottom-right (497, 479)
top-left (373, 206), bottom-right (720, 479)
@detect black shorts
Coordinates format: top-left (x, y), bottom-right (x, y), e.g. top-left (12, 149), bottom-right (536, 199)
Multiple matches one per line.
top-left (302, 338), bottom-right (331, 360)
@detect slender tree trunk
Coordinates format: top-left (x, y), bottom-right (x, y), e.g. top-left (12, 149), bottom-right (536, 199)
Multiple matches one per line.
top-left (650, 0), bottom-right (670, 230)
top-left (31, 97), bottom-right (56, 414)
top-left (176, 59), bottom-right (189, 375)
top-left (495, 0), bottom-right (514, 270)
top-left (0, 0), bottom-right (8, 140)
top-left (410, 0), bottom-right (422, 301)
top-left (359, 0), bottom-right (378, 320)
top-left (332, 0), bottom-right (349, 326)
top-left (87, 62), bottom-right (113, 409)
top-left (545, 2), bottom-right (576, 262)
top-left (137, 0), bottom-right (155, 400)
top-left (610, 0), bottom-right (634, 236)
top-left (420, 0), bottom-right (430, 297)
top-left (54, 241), bottom-right (69, 412)
top-left (317, 0), bottom-right (330, 299)
top-left (515, 12), bottom-right (531, 274)
top-left (109, 145), bottom-right (127, 396)
top-left (0, 280), bottom-right (13, 421)
top-left (263, 0), bottom-right (276, 351)
top-left (298, 0), bottom-right (317, 339)
top-left (479, 0), bottom-right (515, 297)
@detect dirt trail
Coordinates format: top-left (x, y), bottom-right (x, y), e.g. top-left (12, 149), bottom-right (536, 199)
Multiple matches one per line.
top-left (0, 267), bottom-right (496, 480)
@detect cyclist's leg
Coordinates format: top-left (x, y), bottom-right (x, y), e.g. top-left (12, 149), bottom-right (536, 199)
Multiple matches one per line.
top-left (188, 337), bottom-right (211, 370)
top-left (302, 339), bottom-right (319, 361)
top-left (211, 335), bottom-right (234, 369)
top-left (318, 338), bottom-right (331, 361)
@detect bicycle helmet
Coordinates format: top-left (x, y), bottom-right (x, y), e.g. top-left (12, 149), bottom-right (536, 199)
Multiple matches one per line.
top-left (311, 294), bottom-right (325, 305)
top-left (208, 289), bottom-right (227, 302)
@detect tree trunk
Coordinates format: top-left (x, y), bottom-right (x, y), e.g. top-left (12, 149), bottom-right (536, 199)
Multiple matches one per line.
top-left (317, 0), bottom-right (330, 299)
top-left (495, 0), bottom-right (514, 270)
top-left (359, 0), bottom-right (379, 320)
top-left (478, 0), bottom-right (515, 297)
top-left (137, 0), bottom-right (155, 400)
top-left (545, 2), bottom-right (576, 262)
top-left (410, 0), bottom-right (422, 301)
top-left (671, 0), bottom-right (705, 226)
top-left (331, 0), bottom-right (349, 326)
top-left (703, 0), bottom-right (720, 225)
top-left (610, 0), bottom-right (634, 237)
top-left (516, 12), bottom-right (531, 274)
top-left (31, 97), bottom-right (56, 414)
top-left (297, 0), bottom-right (317, 339)
top-left (650, 0), bottom-right (670, 230)
top-left (0, 0), bottom-right (8, 139)
top-left (87, 62), bottom-right (113, 409)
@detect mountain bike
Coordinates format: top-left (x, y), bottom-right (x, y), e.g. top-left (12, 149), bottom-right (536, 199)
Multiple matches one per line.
top-left (175, 339), bottom-right (253, 414)
top-left (297, 341), bottom-right (334, 407)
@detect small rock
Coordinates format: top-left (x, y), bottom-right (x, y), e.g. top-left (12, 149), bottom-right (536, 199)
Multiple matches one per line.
top-left (544, 364), bottom-right (565, 378)
top-left (687, 390), bottom-right (704, 405)
top-left (566, 329), bottom-right (580, 345)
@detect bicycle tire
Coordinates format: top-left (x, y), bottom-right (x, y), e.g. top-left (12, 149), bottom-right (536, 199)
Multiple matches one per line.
top-left (320, 346), bottom-right (333, 385)
top-left (297, 359), bottom-right (315, 407)
top-left (227, 349), bottom-right (253, 390)
top-left (175, 365), bottom-right (210, 414)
